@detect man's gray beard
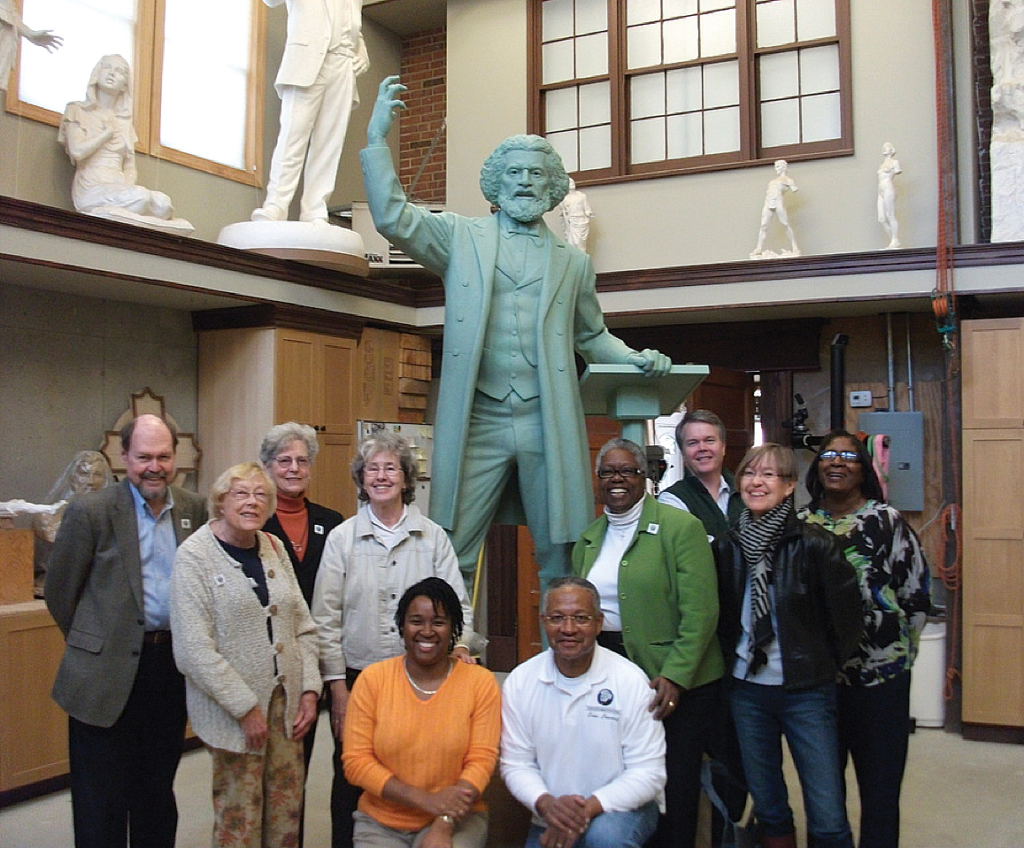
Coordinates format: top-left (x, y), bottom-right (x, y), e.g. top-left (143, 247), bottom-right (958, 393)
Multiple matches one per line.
top-left (500, 194), bottom-right (549, 223)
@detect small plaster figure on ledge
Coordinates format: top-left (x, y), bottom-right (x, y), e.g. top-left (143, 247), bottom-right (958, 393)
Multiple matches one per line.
top-left (877, 142), bottom-right (902, 249)
top-left (750, 159), bottom-right (801, 259)
top-left (59, 54), bottom-right (194, 235)
top-left (558, 178), bottom-right (595, 252)
top-left (0, 0), bottom-right (62, 94)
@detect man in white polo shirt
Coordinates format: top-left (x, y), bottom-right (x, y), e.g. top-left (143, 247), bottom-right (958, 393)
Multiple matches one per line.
top-left (500, 576), bottom-right (666, 848)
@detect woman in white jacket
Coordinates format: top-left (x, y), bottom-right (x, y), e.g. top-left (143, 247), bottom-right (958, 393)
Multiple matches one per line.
top-left (171, 461), bottom-right (321, 848)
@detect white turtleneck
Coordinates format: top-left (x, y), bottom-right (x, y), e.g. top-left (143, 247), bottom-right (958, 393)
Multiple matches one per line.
top-left (587, 499), bottom-right (644, 630)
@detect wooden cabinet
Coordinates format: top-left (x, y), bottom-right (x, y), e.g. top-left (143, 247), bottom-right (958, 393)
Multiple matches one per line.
top-left (198, 328), bottom-right (357, 517)
top-left (962, 318), bottom-right (1024, 728)
top-left (0, 602), bottom-right (68, 792)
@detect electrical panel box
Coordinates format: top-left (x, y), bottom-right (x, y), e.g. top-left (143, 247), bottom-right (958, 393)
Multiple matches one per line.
top-left (856, 411), bottom-right (924, 511)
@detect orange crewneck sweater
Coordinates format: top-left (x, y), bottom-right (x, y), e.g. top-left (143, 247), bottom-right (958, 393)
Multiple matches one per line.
top-left (274, 493), bottom-right (308, 562)
top-left (343, 655), bottom-right (501, 832)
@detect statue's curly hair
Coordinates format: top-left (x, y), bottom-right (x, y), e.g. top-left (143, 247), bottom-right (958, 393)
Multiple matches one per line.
top-left (479, 135), bottom-right (571, 211)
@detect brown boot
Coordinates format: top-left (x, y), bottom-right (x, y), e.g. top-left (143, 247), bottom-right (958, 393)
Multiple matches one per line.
top-left (760, 834), bottom-right (797, 848)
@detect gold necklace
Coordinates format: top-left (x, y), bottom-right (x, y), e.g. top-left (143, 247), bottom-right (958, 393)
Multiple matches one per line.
top-left (403, 657), bottom-right (452, 696)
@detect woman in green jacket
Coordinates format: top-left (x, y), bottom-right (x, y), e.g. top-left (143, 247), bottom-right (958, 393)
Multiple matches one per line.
top-left (572, 438), bottom-right (723, 848)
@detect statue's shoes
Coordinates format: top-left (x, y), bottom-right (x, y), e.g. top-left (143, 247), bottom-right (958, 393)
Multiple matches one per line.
top-left (251, 204), bottom-right (286, 222)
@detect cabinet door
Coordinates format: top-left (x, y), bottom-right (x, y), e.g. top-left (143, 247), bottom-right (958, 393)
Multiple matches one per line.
top-left (962, 429), bottom-right (1024, 726)
top-left (0, 606), bottom-right (69, 791)
top-left (309, 432), bottom-right (357, 518)
top-left (962, 318), bottom-right (1024, 429)
top-left (320, 337), bottom-right (356, 434)
top-left (276, 330), bottom-right (321, 427)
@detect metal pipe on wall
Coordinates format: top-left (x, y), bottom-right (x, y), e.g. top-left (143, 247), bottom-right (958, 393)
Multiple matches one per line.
top-left (830, 334), bottom-right (849, 431)
top-left (886, 312), bottom-right (896, 410)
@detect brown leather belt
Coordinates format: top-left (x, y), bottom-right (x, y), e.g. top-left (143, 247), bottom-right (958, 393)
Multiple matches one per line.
top-left (143, 630), bottom-right (172, 645)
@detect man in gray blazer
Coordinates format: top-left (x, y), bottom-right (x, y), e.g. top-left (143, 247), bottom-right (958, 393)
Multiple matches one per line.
top-left (361, 76), bottom-right (670, 595)
top-left (46, 414), bottom-right (207, 848)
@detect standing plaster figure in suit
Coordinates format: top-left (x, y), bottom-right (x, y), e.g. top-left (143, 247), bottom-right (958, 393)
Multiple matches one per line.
top-left (252, 0), bottom-right (369, 223)
top-left (45, 414), bottom-right (208, 848)
top-left (361, 76), bottom-right (671, 594)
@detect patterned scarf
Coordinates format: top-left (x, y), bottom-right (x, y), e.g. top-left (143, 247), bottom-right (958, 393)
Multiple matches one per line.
top-left (736, 499), bottom-right (792, 676)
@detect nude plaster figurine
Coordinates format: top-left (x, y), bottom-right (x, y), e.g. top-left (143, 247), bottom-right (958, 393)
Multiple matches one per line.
top-left (751, 159), bottom-right (801, 258)
top-left (59, 55), bottom-right (193, 234)
top-left (877, 142), bottom-right (902, 249)
top-left (0, 0), bottom-right (61, 93)
top-left (558, 177), bottom-right (595, 252)
top-left (252, 0), bottom-right (369, 224)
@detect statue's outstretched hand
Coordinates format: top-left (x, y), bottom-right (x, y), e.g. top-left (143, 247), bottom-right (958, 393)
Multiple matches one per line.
top-left (627, 348), bottom-right (672, 377)
top-left (367, 75), bottom-right (407, 146)
top-left (28, 29), bottom-right (63, 52)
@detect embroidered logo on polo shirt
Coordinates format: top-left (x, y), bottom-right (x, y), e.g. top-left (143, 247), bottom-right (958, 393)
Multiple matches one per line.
top-left (597, 688), bottom-right (614, 706)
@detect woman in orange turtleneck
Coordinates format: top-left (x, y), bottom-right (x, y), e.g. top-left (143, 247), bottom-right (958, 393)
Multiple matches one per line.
top-left (259, 422), bottom-right (344, 846)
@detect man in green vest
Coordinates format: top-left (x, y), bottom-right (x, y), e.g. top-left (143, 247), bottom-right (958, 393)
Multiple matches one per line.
top-left (658, 409), bottom-right (742, 542)
top-left (659, 408), bottom-right (747, 848)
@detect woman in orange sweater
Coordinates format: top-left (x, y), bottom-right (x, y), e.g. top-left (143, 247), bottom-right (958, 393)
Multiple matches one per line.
top-left (343, 577), bottom-right (500, 848)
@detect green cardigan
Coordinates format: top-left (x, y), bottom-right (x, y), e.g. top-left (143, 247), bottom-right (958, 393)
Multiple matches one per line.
top-left (573, 495), bottom-right (724, 690)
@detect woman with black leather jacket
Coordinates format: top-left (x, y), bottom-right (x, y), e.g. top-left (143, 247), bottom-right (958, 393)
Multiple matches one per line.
top-left (714, 444), bottom-right (862, 848)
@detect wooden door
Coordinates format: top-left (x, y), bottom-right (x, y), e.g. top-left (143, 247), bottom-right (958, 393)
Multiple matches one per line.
top-left (276, 330), bottom-right (321, 427)
top-left (687, 367), bottom-right (755, 473)
top-left (962, 429), bottom-right (1024, 725)
top-left (962, 318), bottom-right (1024, 727)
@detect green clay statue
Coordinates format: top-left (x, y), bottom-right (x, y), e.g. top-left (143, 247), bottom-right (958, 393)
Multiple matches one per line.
top-left (360, 75), bottom-right (672, 594)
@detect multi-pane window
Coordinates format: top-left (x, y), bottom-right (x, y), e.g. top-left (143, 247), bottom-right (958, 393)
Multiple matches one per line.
top-left (9, 0), bottom-right (263, 185)
top-left (530, 0), bottom-right (851, 182)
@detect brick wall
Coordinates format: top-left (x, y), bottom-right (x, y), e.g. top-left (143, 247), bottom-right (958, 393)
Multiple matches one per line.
top-left (399, 28), bottom-right (447, 205)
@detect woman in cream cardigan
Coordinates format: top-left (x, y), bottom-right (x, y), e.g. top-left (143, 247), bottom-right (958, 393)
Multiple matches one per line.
top-left (170, 461), bottom-right (321, 848)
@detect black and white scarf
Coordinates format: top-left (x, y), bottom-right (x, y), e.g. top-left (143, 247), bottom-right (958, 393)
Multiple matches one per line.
top-left (736, 500), bottom-right (792, 676)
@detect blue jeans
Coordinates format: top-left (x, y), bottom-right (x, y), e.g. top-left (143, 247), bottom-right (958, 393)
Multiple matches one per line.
top-left (728, 679), bottom-right (853, 848)
top-left (524, 802), bottom-right (660, 848)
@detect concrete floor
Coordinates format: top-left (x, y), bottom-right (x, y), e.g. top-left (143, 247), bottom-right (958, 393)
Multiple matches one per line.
top-left (2, 717), bottom-right (1023, 847)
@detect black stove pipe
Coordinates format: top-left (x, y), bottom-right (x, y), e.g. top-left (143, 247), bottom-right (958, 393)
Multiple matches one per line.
top-left (830, 334), bottom-right (849, 431)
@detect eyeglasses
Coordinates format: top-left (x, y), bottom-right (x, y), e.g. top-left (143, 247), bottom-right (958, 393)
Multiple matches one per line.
top-left (542, 614), bottom-right (597, 625)
top-left (228, 489), bottom-right (269, 502)
top-left (365, 464), bottom-right (402, 476)
top-left (819, 450), bottom-right (861, 463)
top-left (273, 456), bottom-right (310, 468)
top-left (596, 467), bottom-right (645, 479)
top-left (741, 468), bottom-right (784, 481)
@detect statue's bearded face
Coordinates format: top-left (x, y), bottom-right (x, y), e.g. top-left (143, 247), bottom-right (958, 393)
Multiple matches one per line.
top-left (496, 150), bottom-right (552, 223)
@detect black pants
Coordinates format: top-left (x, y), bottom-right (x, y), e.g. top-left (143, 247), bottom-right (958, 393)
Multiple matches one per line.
top-left (837, 671), bottom-right (912, 848)
top-left (598, 630), bottom-right (720, 848)
top-left (329, 667), bottom-right (365, 848)
top-left (68, 639), bottom-right (186, 848)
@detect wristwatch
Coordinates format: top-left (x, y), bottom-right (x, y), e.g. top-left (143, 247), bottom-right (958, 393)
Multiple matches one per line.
top-left (438, 814), bottom-right (455, 826)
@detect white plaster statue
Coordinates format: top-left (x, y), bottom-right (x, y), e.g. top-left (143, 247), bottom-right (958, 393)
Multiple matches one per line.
top-left (990, 0), bottom-right (1024, 242)
top-left (58, 55), bottom-right (193, 235)
top-left (751, 159), bottom-right (801, 258)
top-left (252, 0), bottom-right (370, 224)
top-left (31, 450), bottom-right (114, 596)
top-left (0, 0), bottom-right (61, 93)
top-left (877, 142), bottom-right (903, 249)
top-left (558, 178), bottom-right (595, 252)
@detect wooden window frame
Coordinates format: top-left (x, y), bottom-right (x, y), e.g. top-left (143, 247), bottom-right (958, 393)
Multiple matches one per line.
top-left (5, 0), bottom-right (266, 187)
top-left (528, 0), bottom-right (853, 186)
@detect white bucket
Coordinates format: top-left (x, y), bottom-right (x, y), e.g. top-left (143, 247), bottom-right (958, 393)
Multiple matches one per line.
top-left (909, 621), bottom-right (946, 728)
